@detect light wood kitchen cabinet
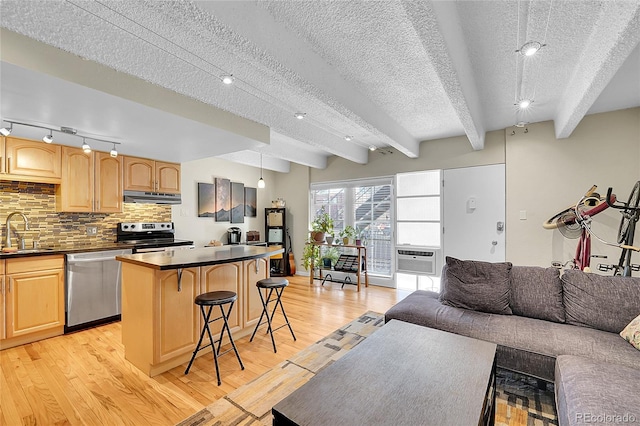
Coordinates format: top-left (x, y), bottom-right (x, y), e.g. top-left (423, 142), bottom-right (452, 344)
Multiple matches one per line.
top-left (57, 147), bottom-right (123, 213)
top-left (243, 258), bottom-right (268, 329)
top-left (1, 136), bottom-right (62, 183)
top-left (123, 156), bottom-right (180, 194)
top-left (154, 268), bottom-right (200, 364)
top-left (201, 263), bottom-right (243, 335)
top-left (0, 255), bottom-right (65, 350)
top-left (0, 260), bottom-right (5, 340)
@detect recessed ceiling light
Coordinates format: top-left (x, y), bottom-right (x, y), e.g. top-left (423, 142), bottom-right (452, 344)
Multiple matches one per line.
top-left (294, 112), bottom-right (306, 120)
top-left (517, 41), bottom-right (543, 57)
top-left (515, 121), bottom-right (529, 128)
top-left (517, 99), bottom-right (532, 109)
top-left (344, 135), bottom-right (353, 141)
top-left (369, 145), bottom-right (377, 151)
top-left (221, 75), bottom-right (234, 85)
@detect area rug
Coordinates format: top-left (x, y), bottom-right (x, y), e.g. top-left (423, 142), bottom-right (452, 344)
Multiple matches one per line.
top-left (177, 311), bottom-right (557, 426)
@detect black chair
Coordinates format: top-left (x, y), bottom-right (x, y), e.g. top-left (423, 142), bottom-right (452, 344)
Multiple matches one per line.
top-left (250, 277), bottom-right (296, 352)
top-left (184, 290), bottom-right (244, 385)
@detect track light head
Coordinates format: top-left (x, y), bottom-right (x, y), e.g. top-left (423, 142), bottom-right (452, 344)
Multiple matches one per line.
top-left (294, 112), bottom-right (306, 120)
top-left (43, 132), bottom-right (53, 143)
top-left (110, 145), bottom-right (118, 158)
top-left (0, 123), bottom-right (12, 136)
top-left (82, 139), bottom-right (91, 153)
top-left (221, 75), bottom-right (234, 85)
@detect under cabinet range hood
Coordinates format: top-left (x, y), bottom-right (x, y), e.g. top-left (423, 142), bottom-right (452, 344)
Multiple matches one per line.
top-left (123, 190), bottom-right (182, 204)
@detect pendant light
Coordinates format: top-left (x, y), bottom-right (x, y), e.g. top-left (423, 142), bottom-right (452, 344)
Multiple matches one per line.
top-left (258, 154), bottom-right (265, 188)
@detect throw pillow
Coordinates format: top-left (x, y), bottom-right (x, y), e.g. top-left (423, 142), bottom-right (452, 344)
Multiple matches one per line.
top-left (510, 266), bottom-right (565, 323)
top-left (620, 313), bottom-right (640, 350)
top-left (562, 270), bottom-right (640, 333)
top-left (439, 256), bottom-right (513, 315)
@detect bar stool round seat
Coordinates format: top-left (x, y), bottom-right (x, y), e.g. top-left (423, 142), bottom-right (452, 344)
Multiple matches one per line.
top-left (250, 278), bottom-right (296, 353)
top-left (256, 277), bottom-right (289, 289)
top-left (185, 290), bottom-right (244, 385)
top-left (195, 290), bottom-right (237, 306)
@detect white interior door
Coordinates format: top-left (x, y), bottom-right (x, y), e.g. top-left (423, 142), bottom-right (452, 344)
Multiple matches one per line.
top-left (443, 164), bottom-right (505, 262)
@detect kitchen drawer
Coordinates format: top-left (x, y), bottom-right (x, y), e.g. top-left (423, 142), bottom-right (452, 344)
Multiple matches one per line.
top-left (6, 255), bottom-right (64, 274)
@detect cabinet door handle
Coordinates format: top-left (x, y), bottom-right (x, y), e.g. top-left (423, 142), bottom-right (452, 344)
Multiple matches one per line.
top-left (6, 157), bottom-right (10, 174)
top-left (0, 155), bottom-right (3, 173)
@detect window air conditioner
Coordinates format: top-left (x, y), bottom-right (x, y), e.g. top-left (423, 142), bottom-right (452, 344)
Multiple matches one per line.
top-left (396, 249), bottom-right (436, 275)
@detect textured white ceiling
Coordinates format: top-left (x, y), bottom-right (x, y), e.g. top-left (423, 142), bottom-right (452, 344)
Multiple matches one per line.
top-left (1, 1), bottom-right (639, 170)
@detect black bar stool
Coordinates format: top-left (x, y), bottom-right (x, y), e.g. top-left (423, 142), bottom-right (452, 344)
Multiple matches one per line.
top-left (184, 290), bottom-right (244, 385)
top-left (250, 277), bottom-right (296, 353)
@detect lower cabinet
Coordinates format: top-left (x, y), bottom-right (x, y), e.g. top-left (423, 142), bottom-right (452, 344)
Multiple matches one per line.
top-left (154, 268), bottom-right (200, 364)
top-left (243, 258), bottom-right (268, 329)
top-left (0, 255), bottom-right (65, 350)
top-left (121, 259), bottom-right (270, 376)
top-left (201, 263), bottom-right (242, 336)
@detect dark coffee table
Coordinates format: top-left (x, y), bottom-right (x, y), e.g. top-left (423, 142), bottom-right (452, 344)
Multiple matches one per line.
top-left (272, 319), bottom-right (497, 426)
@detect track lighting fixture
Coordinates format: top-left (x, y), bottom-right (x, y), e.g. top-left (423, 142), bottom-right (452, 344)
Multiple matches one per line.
top-left (517, 99), bottom-right (532, 110)
top-left (516, 41), bottom-right (544, 57)
top-left (221, 75), bottom-right (235, 85)
top-left (257, 154), bottom-right (265, 188)
top-left (82, 138), bottom-right (91, 153)
top-left (294, 112), bottom-right (306, 120)
top-left (0, 122), bottom-right (12, 136)
top-left (344, 135), bottom-right (353, 141)
top-left (1, 119), bottom-right (123, 154)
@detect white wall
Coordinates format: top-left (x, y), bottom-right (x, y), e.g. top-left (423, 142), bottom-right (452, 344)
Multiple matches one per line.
top-left (172, 156), bottom-right (277, 247)
top-left (506, 108), bottom-right (640, 268)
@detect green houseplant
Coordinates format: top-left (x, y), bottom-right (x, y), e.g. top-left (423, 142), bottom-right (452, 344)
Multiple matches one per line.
top-left (310, 206), bottom-right (334, 242)
top-left (301, 238), bottom-right (320, 271)
top-left (339, 225), bottom-right (358, 245)
top-left (322, 246), bottom-right (340, 268)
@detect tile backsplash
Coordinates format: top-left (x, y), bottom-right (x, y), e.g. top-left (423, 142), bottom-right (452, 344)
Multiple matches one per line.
top-left (1, 181), bottom-right (171, 248)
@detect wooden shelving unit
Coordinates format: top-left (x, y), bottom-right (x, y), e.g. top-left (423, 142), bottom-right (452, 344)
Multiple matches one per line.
top-left (306, 242), bottom-right (368, 291)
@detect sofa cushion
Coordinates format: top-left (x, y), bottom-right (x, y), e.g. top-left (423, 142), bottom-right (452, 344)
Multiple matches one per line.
top-left (620, 313), bottom-right (640, 350)
top-left (555, 355), bottom-right (640, 426)
top-left (439, 257), bottom-right (513, 315)
top-left (562, 271), bottom-right (640, 333)
top-left (510, 266), bottom-right (565, 323)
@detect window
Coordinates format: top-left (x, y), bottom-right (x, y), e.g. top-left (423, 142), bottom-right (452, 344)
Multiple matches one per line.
top-left (396, 170), bottom-right (441, 247)
top-left (311, 178), bottom-right (393, 276)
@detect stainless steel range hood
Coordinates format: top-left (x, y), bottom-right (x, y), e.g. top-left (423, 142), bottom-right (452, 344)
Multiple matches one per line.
top-left (123, 190), bottom-right (182, 204)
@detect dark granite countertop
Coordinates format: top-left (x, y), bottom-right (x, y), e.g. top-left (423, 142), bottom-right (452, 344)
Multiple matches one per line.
top-left (0, 242), bottom-right (135, 259)
top-left (115, 245), bottom-right (284, 270)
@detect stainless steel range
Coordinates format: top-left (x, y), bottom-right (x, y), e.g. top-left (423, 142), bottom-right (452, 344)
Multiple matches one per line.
top-left (117, 222), bottom-right (194, 253)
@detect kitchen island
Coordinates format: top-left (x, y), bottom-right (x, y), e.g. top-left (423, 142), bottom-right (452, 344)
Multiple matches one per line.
top-left (116, 245), bottom-right (283, 376)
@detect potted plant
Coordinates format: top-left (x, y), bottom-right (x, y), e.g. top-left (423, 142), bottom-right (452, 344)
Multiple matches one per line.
top-left (301, 237), bottom-right (321, 271)
top-left (322, 246), bottom-right (340, 268)
top-left (311, 207), bottom-right (334, 242)
top-left (339, 226), bottom-right (357, 245)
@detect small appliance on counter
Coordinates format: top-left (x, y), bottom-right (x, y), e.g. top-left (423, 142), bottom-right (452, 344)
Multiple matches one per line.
top-left (228, 227), bottom-right (242, 245)
top-left (246, 230), bottom-right (260, 242)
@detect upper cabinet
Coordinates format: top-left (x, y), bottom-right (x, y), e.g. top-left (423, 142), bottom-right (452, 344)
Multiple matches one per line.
top-left (56, 146), bottom-right (123, 213)
top-left (124, 156), bottom-right (180, 194)
top-left (1, 136), bottom-right (62, 184)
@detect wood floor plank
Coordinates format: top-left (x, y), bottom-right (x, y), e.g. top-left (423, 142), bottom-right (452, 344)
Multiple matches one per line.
top-left (0, 277), bottom-right (406, 425)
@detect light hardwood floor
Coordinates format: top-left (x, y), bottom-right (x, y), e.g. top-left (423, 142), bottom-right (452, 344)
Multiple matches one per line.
top-left (1, 276), bottom-right (409, 426)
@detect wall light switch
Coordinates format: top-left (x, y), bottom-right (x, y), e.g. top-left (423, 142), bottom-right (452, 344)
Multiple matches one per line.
top-left (519, 210), bottom-right (527, 220)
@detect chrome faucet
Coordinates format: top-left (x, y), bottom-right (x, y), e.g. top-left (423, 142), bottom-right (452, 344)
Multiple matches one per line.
top-left (5, 212), bottom-right (30, 249)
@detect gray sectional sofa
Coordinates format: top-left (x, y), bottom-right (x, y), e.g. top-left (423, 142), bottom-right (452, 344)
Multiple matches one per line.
top-left (384, 258), bottom-right (640, 425)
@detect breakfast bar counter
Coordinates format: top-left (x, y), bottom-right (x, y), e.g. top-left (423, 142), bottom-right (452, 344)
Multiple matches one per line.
top-left (116, 245), bottom-right (283, 376)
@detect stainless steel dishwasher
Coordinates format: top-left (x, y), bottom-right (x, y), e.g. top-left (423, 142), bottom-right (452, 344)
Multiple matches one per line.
top-left (65, 248), bottom-right (132, 332)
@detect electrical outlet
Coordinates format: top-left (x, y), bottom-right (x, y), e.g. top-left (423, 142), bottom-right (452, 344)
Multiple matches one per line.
top-left (86, 226), bottom-right (98, 236)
